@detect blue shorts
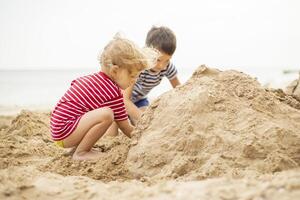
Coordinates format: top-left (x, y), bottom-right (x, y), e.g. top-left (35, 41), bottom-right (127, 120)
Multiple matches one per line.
top-left (134, 98), bottom-right (149, 108)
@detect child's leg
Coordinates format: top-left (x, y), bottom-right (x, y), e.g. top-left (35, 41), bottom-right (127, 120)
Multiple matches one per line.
top-left (63, 107), bottom-right (114, 160)
top-left (106, 122), bottom-right (119, 137)
top-left (139, 106), bottom-right (147, 112)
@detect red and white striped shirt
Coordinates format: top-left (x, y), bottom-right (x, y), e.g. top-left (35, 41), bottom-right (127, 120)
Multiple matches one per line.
top-left (50, 71), bottom-right (128, 141)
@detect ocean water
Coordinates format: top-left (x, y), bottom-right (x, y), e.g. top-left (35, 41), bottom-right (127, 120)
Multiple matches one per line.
top-left (0, 67), bottom-right (298, 113)
top-left (0, 69), bottom-right (93, 109)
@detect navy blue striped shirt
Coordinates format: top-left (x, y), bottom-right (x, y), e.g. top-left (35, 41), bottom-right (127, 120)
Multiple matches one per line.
top-left (131, 62), bottom-right (177, 102)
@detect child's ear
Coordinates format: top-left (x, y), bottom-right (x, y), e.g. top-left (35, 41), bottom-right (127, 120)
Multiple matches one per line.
top-left (110, 65), bottom-right (120, 76)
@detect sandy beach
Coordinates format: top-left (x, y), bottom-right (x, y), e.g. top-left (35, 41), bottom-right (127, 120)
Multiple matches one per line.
top-left (1, 65), bottom-right (300, 200)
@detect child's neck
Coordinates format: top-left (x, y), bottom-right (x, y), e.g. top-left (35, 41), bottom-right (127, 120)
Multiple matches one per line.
top-left (101, 67), bottom-right (114, 80)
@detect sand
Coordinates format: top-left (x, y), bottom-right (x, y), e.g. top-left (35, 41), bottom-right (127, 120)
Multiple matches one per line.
top-left (1, 65), bottom-right (300, 200)
top-left (285, 71), bottom-right (300, 100)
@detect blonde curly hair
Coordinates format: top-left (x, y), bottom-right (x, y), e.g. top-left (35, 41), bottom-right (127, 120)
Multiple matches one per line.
top-left (99, 35), bottom-right (159, 74)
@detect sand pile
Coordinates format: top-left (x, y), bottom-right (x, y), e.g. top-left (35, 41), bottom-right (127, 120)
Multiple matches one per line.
top-left (285, 72), bottom-right (300, 99)
top-left (126, 65), bottom-right (300, 180)
top-left (0, 111), bottom-right (58, 170)
top-left (1, 65), bottom-right (300, 199)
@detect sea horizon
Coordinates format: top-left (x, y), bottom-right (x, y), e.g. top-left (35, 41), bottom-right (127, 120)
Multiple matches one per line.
top-left (0, 67), bottom-right (298, 115)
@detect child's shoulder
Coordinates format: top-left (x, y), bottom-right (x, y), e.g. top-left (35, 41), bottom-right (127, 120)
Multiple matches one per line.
top-left (166, 62), bottom-right (176, 69)
top-left (163, 62), bottom-right (177, 73)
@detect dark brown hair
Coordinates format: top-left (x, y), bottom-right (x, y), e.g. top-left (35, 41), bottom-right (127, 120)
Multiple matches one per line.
top-left (146, 26), bottom-right (176, 56)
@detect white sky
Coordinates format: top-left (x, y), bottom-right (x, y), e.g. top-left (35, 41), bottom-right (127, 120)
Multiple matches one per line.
top-left (0, 0), bottom-right (299, 71)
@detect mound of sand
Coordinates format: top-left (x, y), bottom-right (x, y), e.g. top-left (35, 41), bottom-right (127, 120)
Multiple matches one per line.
top-left (126, 65), bottom-right (300, 180)
top-left (285, 72), bottom-right (300, 99)
top-left (0, 111), bottom-right (58, 170)
top-left (1, 65), bottom-right (300, 199)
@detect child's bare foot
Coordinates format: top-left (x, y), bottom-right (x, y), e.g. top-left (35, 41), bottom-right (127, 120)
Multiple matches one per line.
top-left (72, 149), bottom-right (103, 160)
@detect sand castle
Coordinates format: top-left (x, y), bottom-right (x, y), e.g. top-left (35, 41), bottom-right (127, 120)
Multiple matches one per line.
top-left (1, 65), bottom-right (299, 199)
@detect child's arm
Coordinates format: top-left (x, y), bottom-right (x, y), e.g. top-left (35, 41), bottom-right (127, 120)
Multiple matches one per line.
top-left (123, 85), bottom-right (142, 122)
top-left (169, 76), bottom-right (181, 88)
top-left (116, 120), bottom-right (134, 138)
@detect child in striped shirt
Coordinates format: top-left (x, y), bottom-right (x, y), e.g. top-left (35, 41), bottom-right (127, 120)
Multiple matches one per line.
top-left (50, 36), bottom-right (157, 160)
top-left (126, 26), bottom-right (181, 122)
top-left (107, 26), bottom-right (181, 136)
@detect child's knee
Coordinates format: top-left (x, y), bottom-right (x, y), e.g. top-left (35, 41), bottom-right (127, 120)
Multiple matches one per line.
top-left (101, 107), bottom-right (114, 123)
